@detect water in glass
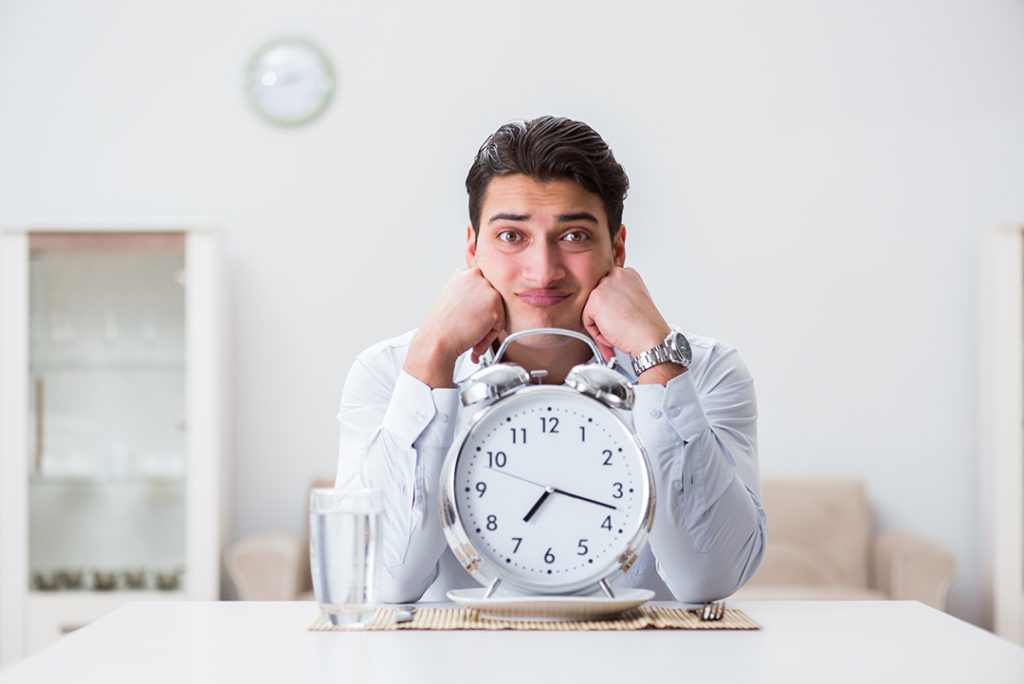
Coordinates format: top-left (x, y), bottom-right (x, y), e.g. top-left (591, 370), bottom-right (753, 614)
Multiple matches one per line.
top-left (309, 488), bottom-right (382, 627)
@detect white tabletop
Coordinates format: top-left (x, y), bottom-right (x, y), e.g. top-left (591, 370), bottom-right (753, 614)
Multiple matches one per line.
top-left (1, 600), bottom-right (1022, 684)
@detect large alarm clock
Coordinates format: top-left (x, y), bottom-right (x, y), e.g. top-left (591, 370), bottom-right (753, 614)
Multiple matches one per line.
top-left (439, 328), bottom-right (656, 598)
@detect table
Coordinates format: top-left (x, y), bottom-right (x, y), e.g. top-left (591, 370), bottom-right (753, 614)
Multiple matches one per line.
top-left (1, 601), bottom-right (1022, 683)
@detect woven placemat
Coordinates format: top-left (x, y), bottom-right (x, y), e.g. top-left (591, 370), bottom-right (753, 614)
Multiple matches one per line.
top-left (309, 605), bottom-right (760, 631)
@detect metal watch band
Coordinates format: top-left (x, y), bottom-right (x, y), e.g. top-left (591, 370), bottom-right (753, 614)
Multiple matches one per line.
top-left (631, 330), bottom-right (690, 376)
top-left (631, 344), bottom-right (674, 376)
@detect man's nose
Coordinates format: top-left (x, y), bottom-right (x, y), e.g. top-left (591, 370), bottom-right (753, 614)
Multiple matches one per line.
top-left (521, 242), bottom-right (566, 286)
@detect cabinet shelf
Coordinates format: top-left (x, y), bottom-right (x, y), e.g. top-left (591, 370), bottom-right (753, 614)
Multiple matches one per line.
top-left (29, 589), bottom-right (186, 601)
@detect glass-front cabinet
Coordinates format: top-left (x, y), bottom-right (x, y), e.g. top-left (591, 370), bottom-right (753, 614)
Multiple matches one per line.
top-left (0, 227), bottom-right (226, 664)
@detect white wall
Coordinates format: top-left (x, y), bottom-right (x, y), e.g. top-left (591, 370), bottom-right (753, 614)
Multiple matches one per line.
top-left (3, 0), bottom-right (1024, 627)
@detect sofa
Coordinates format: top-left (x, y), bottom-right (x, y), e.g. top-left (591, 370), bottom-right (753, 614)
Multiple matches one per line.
top-left (730, 478), bottom-right (957, 610)
top-left (225, 477), bottom-right (958, 610)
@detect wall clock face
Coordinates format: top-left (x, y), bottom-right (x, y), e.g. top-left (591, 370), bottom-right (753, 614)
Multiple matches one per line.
top-left (245, 38), bottom-right (334, 126)
top-left (441, 364), bottom-right (655, 597)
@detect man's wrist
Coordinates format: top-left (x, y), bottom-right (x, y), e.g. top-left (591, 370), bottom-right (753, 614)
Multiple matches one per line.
top-left (636, 362), bottom-right (687, 385)
top-left (404, 333), bottom-right (458, 389)
top-left (630, 324), bottom-right (671, 357)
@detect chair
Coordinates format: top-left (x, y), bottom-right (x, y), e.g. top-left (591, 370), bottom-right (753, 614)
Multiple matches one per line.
top-left (224, 532), bottom-right (305, 601)
top-left (730, 477), bottom-right (957, 610)
top-left (224, 477), bottom-right (333, 600)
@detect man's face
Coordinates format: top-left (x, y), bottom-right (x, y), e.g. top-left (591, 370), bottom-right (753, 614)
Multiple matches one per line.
top-left (466, 174), bottom-right (625, 342)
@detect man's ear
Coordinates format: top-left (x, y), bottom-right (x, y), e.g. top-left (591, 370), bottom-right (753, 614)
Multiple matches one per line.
top-left (465, 224), bottom-right (477, 266)
top-left (613, 225), bottom-right (626, 267)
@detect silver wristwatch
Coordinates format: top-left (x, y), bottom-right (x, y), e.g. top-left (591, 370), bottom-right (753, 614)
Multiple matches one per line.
top-left (631, 329), bottom-right (692, 376)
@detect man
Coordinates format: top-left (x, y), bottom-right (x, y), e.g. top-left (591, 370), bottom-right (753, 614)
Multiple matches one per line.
top-left (337, 116), bottom-right (765, 603)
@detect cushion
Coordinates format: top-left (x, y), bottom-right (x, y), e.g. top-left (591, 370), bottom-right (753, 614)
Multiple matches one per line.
top-left (746, 478), bottom-right (872, 589)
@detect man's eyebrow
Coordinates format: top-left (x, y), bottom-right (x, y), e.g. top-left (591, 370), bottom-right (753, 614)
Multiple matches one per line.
top-left (486, 212), bottom-right (599, 224)
top-left (557, 212), bottom-right (599, 224)
top-left (488, 213), bottom-right (530, 223)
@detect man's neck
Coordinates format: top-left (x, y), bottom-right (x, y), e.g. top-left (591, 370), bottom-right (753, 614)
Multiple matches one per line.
top-left (499, 339), bottom-right (594, 385)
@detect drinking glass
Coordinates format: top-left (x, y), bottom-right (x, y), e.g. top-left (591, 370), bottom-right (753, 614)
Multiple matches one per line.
top-left (309, 488), bottom-right (382, 627)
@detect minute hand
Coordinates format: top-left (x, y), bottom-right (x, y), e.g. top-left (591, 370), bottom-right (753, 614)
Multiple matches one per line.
top-left (551, 487), bottom-right (617, 510)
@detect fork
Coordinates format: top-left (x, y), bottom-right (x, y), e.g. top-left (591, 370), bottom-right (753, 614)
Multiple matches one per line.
top-left (694, 601), bottom-right (725, 621)
top-left (393, 605), bottom-right (417, 624)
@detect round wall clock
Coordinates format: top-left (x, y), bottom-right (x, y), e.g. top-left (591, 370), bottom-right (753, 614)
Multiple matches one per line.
top-left (439, 328), bottom-right (656, 598)
top-left (245, 38), bottom-right (335, 126)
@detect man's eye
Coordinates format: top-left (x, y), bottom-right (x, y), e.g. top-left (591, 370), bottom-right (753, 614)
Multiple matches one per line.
top-left (563, 231), bottom-right (589, 243)
top-left (497, 231), bottom-right (521, 243)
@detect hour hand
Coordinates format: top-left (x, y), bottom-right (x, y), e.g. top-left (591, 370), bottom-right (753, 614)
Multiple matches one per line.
top-left (523, 487), bottom-right (554, 522)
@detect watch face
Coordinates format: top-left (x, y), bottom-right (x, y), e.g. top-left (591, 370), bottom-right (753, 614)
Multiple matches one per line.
top-left (668, 331), bottom-right (692, 367)
top-left (443, 386), bottom-right (653, 595)
top-left (245, 38), bottom-right (335, 126)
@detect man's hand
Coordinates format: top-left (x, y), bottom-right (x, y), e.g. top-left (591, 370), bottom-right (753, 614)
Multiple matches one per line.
top-left (582, 267), bottom-right (685, 385)
top-left (403, 268), bottom-right (506, 388)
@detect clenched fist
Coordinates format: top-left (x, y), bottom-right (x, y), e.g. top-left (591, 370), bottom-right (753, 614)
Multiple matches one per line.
top-left (403, 268), bottom-right (506, 388)
top-left (582, 267), bottom-right (684, 384)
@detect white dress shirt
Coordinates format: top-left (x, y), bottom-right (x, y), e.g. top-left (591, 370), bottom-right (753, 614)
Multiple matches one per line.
top-left (336, 328), bottom-right (766, 603)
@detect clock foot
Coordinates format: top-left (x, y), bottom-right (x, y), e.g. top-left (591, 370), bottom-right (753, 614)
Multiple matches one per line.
top-left (484, 577), bottom-right (502, 599)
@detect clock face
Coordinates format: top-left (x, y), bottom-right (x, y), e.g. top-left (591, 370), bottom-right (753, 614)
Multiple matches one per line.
top-left (245, 38), bottom-right (334, 126)
top-left (444, 386), bottom-right (653, 595)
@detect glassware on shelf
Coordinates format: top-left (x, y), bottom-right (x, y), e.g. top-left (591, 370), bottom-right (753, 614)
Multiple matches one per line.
top-left (28, 565), bottom-right (187, 593)
top-left (123, 569), bottom-right (146, 590)
top-left (155, 569), bottom-right (183, 591)
top-left (92, 571), bottom-right (117, 591)
top-left (56, 569), bottom-right (84, 589)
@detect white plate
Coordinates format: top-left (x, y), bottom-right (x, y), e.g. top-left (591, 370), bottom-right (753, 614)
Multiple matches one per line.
top-left (446, 587), bottom-right (655, 622)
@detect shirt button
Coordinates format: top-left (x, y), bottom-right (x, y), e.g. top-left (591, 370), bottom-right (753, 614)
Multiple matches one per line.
top-left (667, 407), bottom-right (681, 418)
top-left (439, 414), bottom-right (450, 424)
top-left (648, 409), bottom-right (662, 419)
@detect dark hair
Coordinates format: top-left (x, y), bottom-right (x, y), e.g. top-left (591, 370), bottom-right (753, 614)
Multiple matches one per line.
top-left (465, 116), bottom-right (629, 238)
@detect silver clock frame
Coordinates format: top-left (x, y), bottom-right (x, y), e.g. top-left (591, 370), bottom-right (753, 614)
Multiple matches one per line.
top-left (439, 329), bottom-right (657, 598)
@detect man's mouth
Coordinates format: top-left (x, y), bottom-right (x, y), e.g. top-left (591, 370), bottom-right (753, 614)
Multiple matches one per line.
top-left (517, 289), bottom-right (571, 307)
